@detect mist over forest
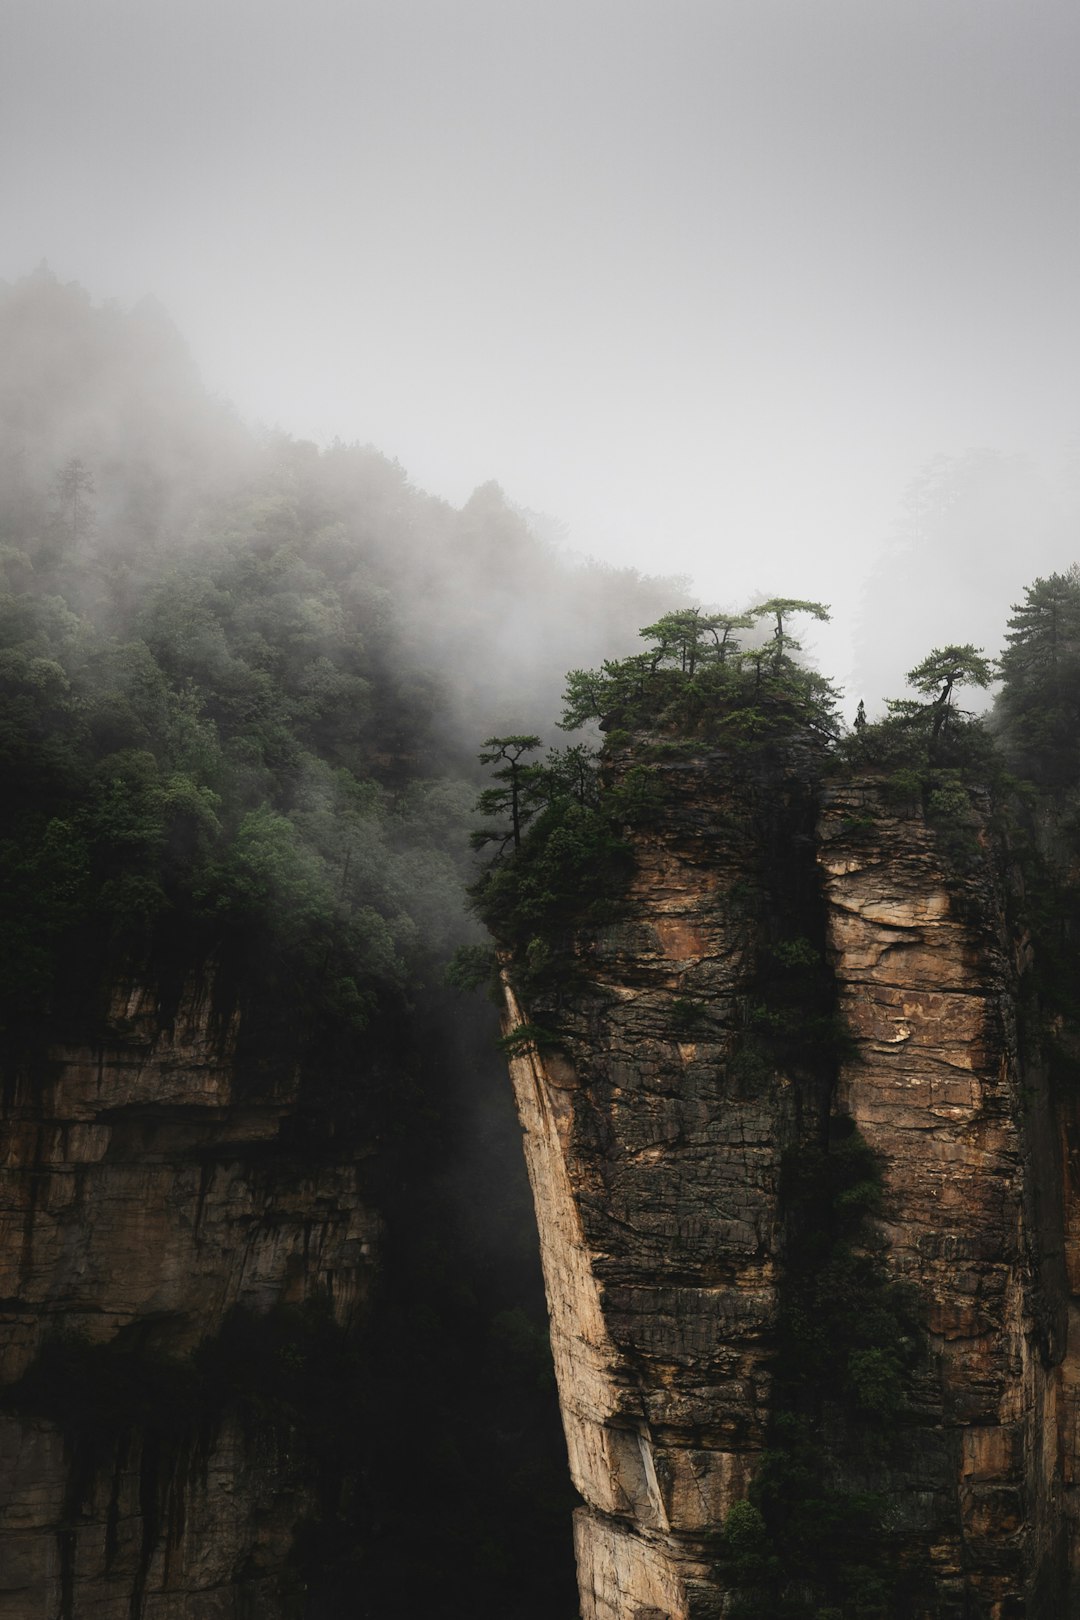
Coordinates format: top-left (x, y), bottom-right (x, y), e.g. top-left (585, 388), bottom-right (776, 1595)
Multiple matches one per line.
top-left (7, 2), bottom-right (1079, 720)
top-left (3, 3), bottom-right (1080, 1613)
top-left (0, 264), bottom-right (1077, 1607)
top-left (5, 209), bottom-right (1080, 1620)
top-left (0, 268), bottom-right (706, 1616)
top-left (7, 264), bottom-right (1075, 1033)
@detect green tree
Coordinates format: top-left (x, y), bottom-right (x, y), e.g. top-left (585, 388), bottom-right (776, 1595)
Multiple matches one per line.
top-left (995, 570), bottom-right (1080, 782)
top-left (470, 735), bottom-right (544, 855)
top-left (893, 644), bottom-right (996, 746)
top-left (559, 653), bottom-right (662, 731)
top-left (1001, 571), bottom-right (1080, 683)
top-left (559, 600), bottom-right (838, 740)
top-left (752, 597), bottom-right (830, 672)
top-left (539, 742), bottom-right (599, 807)
top-left (637, 607), bottom-right (752, 676)
top-left (707, 611), bottom-right (755, 665)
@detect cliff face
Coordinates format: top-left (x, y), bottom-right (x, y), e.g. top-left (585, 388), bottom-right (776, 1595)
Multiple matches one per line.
top-left (0, 976), bottom-right (379, 1619)
top-left (504, 746), bottom-right (1076, 1618)
top-left (503, 741), bottom-right (828, 1619)
top-left (819, 781), bottom-right (1071, 1614)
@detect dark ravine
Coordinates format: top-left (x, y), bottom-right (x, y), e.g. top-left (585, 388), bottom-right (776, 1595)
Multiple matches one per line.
top-left (0, 966), bottom-right (576, 1620)
top-left (501, 736), bottom-right (1079, 1618)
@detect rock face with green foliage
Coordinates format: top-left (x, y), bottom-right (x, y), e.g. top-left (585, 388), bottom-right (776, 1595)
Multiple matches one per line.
top-left (10, 273), bottom-right (1080, 1620)
top-left (501, 733), bottom-right (831, 1618)
top-left (500, 731), bottom-right (1078, 1618)
top-left (819, 779), bottom-right (1068, 1614)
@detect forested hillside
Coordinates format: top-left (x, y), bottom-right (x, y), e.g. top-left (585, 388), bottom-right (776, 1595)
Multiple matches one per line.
top-left (0, 268), bottom-right (686, 1618)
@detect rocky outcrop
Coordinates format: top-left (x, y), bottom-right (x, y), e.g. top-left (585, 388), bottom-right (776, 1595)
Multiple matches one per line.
top-left (0, 975), bottom-right (379, 1619)
top-left (505, 748), bottom-right (1078, 1617)
top-left (503, 741), bottom-right (827, 1618)
top-left (8, 739), bottom-right (1079, 1618)
top-left (819, 780), bottom-right (1070, 1615)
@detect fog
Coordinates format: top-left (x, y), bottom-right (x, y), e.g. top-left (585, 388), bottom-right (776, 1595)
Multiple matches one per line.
top-left (4, 0), bottom-right (1080, 703)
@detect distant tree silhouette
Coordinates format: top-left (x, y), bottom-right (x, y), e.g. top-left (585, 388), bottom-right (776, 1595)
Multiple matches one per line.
top-left (52, 457), bottom-right (94, 545)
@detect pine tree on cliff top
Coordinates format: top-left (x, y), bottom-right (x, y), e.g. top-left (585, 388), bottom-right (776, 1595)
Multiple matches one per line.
top-left (996, 569), bottom-right (1080, 783)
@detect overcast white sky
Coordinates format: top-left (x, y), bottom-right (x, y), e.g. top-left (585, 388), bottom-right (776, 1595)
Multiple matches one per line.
top-left (3, 0), bottom-right (1079, 690)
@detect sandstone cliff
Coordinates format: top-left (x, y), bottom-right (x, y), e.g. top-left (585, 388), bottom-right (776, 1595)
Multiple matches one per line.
top-left (503, 742), bottom-right (1075, 1618)
top-left (0, 975), bottom-right (378, 1619)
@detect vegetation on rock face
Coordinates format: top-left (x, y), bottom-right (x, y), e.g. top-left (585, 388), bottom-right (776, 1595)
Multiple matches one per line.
top-left (465, 735), bottom-right (642, 986)
top-left (474, 571), bottom-right (1080, 1617)
top-left (722, 1123), bottom-right (922, 1619)
top-left (840, 641), bottom-right (999, 779)
top-left (467, 600), bottom-right (840, 998)
top-left (10, 269), bottom-right (1080, 1619)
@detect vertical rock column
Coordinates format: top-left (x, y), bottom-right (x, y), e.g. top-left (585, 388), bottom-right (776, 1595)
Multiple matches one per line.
top-left (818, 779), bottom-right (1067, 1613)
top-left (502, 744), bottom-right (820, 1620)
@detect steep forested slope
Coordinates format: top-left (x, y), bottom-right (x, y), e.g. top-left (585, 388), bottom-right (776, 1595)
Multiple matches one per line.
top-left (0, 267), bottom-right (685, 1618)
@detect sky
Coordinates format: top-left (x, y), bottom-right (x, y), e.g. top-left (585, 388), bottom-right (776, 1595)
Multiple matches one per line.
top-left (3, 0), bottom-right (1079, 693)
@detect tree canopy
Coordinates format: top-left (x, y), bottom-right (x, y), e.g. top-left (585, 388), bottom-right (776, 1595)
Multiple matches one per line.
top-left (995, 570), bottom-right (1080, 783)
top-left (840, 642), bottom-right (1000, 771)
top-left (899, 644), bottom-right (997, 740)
top-left (470, 736), bottom-right (545, 854)
top-left (559, 599), bottom-right (839, 742)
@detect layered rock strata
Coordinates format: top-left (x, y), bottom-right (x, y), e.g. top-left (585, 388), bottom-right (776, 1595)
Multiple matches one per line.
top-left (503, 742), bottom-right (827, 1619)
top-left (506, 752), bottom-right (1076, 1618)
top-left (819, 780), bottom-right (1071, 1616)
top-left (0, 977), bottom-right (378, 1619)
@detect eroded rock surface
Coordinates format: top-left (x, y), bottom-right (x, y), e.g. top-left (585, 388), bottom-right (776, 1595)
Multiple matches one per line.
top-left (820, 781), bottom-right (1071, 1615)
top-left (0, 976), bottom-right (379, 1619)
top-left (504, 743), bottom-right (825, 1618)
top-left (507, 753), bottom-right (1078, 1618)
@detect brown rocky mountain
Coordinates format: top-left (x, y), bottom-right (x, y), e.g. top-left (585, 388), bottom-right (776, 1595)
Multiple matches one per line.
top-left (501, 734), bottom-right (1076, 1618)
